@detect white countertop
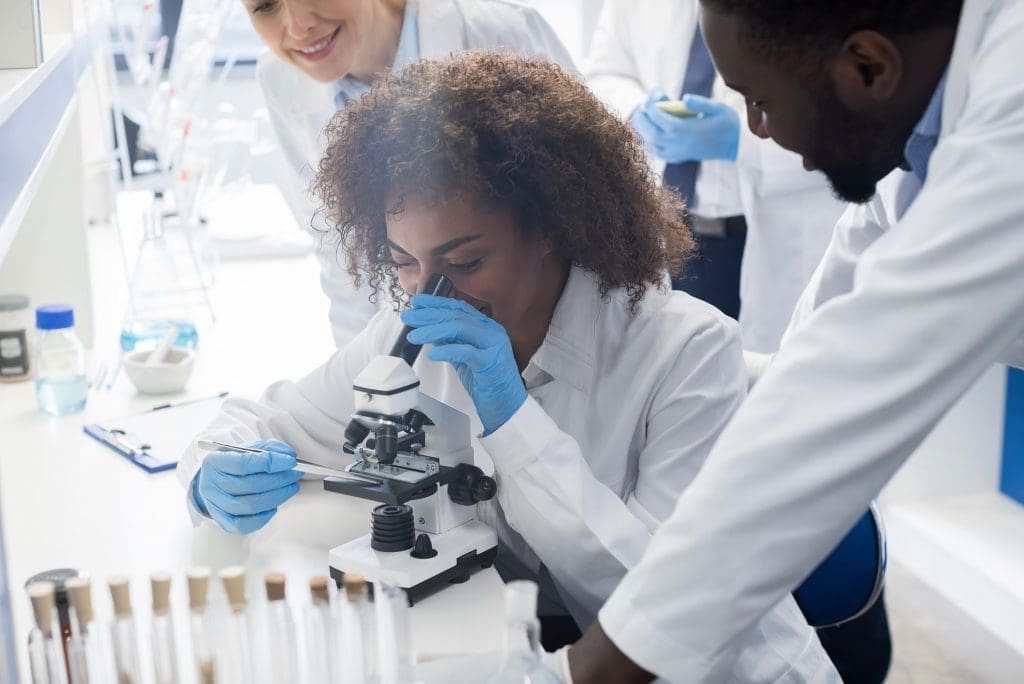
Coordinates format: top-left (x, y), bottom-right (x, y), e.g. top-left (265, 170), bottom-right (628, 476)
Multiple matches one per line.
top-left (0, 221), bottom-right (505, 682)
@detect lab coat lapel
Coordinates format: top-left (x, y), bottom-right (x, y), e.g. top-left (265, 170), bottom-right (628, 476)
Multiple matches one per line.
top-left (528, 268), bottom-right (600, 395)
top-left (941, 0), bottom-right (997, 135)
top-left (884, 0), bottom-right (997, 224)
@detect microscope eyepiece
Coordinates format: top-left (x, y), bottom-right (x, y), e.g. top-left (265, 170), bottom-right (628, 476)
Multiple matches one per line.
top-left (389, 273), bottom-right (454, 366)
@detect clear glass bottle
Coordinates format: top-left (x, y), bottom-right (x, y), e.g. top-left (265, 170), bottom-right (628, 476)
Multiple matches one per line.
top-left (484, 581), bottom-right (564, 684)
top-left (34, 305), bottom-right (87, 416)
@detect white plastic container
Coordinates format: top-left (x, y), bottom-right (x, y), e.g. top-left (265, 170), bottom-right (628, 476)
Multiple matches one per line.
top-left (34, 304), bottom-right (87, 416)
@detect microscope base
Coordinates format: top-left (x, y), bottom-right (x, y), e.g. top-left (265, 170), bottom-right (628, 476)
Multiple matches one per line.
top-left (328, 520), bottom-right (498, 606)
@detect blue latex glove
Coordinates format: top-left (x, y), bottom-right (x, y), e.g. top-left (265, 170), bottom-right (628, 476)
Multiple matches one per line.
top-left (401, 295), bottom-right (527, 435)
top-left (192, 439), bottom-right (303, 535)
top-left (630, 90), bottom-right (740, 163)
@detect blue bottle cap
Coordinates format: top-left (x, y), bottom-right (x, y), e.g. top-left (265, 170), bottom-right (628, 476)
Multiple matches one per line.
top-left (36, 304), bottom-right (75, 330)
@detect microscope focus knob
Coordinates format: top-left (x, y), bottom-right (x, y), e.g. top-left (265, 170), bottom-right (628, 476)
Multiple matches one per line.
top-left (472, 475), bottom-right (497, 502)
top-left (343, 420), bottom-right (370, 453)
top-left (448, 464), bottom-right (498, 505)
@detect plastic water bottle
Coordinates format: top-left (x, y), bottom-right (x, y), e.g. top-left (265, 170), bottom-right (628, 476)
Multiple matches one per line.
top-left (34, 304), bottom-right (87, 416)
top-left (484, 581), bottom-right (564, 684)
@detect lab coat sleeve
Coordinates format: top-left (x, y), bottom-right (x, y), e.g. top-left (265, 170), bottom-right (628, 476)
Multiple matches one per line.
top-left (597, 29), bottom-right (1024, 680)
top-left (479, 316), bottom-right (746, 623)
top-left (176, 309), bottom-right (400, 517)
top-left (256, 60), bottom-right (379, 347)
top-left (583, 0), bottom-right (647, 119)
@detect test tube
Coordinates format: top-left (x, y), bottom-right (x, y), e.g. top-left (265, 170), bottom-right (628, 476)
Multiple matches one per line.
top-left (107, 577), bottom-right (139, 684)
top-left (150, 573), bottom-right (178, 684)
top-left (186, 568), bottom-right (216, 684)
top-left (263, 573), bottom-right (296, 684)
top-left (304, 576), bottom-right (333, 684)
top-left (217, 566), bottom-right (252, 683)
top-left (65, 579), bottom-right (96, 684)
top-left (27, 582), bottom-right (69, 684)
top-left (337, 574), bottom-right (374, 684)
top-left (375, 583), bottom-right (414, 684)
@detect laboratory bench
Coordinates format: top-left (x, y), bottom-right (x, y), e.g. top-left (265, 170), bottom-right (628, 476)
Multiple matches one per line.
top-left (0, 223), bottom-right (506, 682)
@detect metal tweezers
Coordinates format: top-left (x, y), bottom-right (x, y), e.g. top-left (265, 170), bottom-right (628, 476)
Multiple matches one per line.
top-left (196, 440), bottom-right (379, 484)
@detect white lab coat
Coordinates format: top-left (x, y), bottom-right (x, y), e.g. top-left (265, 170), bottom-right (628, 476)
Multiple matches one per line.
top-left (584, 0), bottom-right (847, 353)
top-left (599, 0), bottom-right (1024, 680)
top-left (257, 0), bottom-right (576, 347)
top-left (178, 267), bottom-right (836, 682)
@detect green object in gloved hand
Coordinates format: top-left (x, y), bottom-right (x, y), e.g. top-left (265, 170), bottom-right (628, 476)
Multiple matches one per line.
top-left (655, 100), bottom-right (697, 117)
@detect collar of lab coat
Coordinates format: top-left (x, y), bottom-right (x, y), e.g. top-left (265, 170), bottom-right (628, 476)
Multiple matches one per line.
top-left (882, 0), bottom-right (997, 220)
top-left (941, 0), bottom-right (997, 137)
top-left (330, 0), bottom-right (421, 107)
top-left (524, 266), bottom-right (602, 395)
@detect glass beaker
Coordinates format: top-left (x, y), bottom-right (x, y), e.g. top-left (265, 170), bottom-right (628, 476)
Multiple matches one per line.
top-left (120, 206), bottom-right (200, 353)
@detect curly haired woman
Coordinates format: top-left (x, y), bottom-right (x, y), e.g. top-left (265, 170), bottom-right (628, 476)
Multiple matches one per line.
top-left (179, 52), bottom-right (835, 681)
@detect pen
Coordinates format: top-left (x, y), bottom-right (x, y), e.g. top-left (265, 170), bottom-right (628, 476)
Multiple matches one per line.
top-left (150, 391), bottom-right (230, 412)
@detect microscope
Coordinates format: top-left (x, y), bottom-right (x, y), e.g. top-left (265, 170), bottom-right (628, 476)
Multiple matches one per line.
top-left (326, 274), bottom-right (499, 605)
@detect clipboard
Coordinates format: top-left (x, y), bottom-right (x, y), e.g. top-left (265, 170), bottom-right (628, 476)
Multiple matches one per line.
top-left (83, 393), bottom-right (229, 473)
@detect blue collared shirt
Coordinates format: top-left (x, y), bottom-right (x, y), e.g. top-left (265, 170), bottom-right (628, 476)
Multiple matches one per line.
top-left (902, 70), bottom-right (948, 183)
top-left (331, 0), bottom-right (420, 108)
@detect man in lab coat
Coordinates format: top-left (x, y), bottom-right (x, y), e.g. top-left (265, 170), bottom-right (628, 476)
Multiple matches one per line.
top-left (585, 0), bottom-right (847, 353)
top-left (563, 0), bottom-right (1024, 681)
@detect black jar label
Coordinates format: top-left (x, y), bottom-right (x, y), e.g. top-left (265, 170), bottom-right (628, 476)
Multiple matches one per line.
top-left (0, 330), bottom-right (29, 377)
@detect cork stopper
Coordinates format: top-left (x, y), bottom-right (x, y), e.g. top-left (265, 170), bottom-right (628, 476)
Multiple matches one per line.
top-left (309, 576), bottom-right (330, 605)
top-left (151, 573), bottom-right (172, 615)
top-left (108, 576), bottom-right (133, 617)
top-left (198, 660), bottom-right (215, 684)
top-left (187, 567), bottom-right (211, 611)
top-left (65, 578), bottom-right (94, 625)
top-left (218, 566), bottom-right (247, 611)
top-left (264, 572), bottom-right (286, 602)
top-left (343, 573), bottom-right (365, 602)
top-left (26, 582), bottom-right (55, 633)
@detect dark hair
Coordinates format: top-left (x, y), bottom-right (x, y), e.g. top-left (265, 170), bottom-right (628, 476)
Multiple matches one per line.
top-left (313, 51), bottom-right (692, 310)
top-left (701, 0), bottom-right (963, 64)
